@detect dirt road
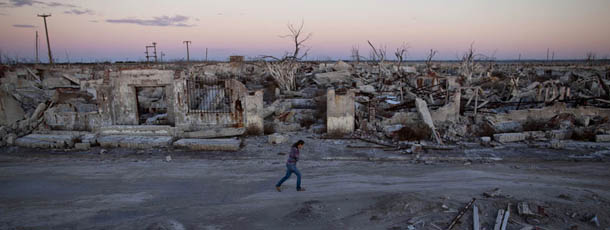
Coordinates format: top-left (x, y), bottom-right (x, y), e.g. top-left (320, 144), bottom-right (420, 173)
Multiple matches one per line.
top-left (1, 151), bottom-right (608, 230)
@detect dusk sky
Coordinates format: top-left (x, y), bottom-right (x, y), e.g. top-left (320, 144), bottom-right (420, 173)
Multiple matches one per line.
top-left (1, 0), bottom-right (609, 62)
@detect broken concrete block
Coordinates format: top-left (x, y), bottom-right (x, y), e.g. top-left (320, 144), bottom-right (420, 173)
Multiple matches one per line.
top-left (410, 144), bottom-right (423, 153)
top-left (383, 124), bottom-right (404, 138)
top-left (548, 129), bottom-right (572, 140)
top-left (430, 91), bottom-right (460, 122)
top-left (268, 133), bottom-right (288, 145)
top-left (15, 137), bottom-right (57, 148)
top-left (99, 125), bottom-right (174, 136)
top-left (332, 61), bottom-right (352, 72)
top-left (272, 122), bottom-right (302, 133)
top-left (181, 127), bottom-right (245, 138)
top-left (6, 133), bottom-right (17, 146)
top-left (524, 131), bottom-right (546, 140)
top-left (74, 143), bottom-right (91, 150)
top-left (98, 135), bottom-right (173, 149)
top-left (0, 89), bottom-right (26, 126)
top-left (415, 98), bottom-right (442, 144)
top-left (81, 133), bottom-right (98, 145)
top-left (173, 138), bottom-right (241, 151)
top-left (550, 140), bottom-right (564, 149)
top-left (493, 133), bottom-right (526, 143)
top-left (595, 134), bottom-right (610, 142)
top-left (491, 121), bottom-right (523, 133)
top-left (0, 126), bottom-right (7, 137)
top-left (358, 85), bottom-right (376, 94)
top-left (481, 136), bottom-right (491, 143)
top-left (315, 71), bottom-right (351, 85)
top-left (15, 134), bottom-right (76, 148)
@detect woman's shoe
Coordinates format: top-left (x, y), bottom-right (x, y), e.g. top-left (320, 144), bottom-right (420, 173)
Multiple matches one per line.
top-left (297, 187), bottom-right (306, 192)
top-left (276, 186), bottom-right (282, 192)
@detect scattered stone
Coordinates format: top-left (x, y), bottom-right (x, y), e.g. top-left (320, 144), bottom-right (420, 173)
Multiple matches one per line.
top-left (99, 149), bottom-right (107, 155)
top-left (493, 133), bottom-right (526, 143)
top-left (410, 144), bottom-right (423, 153)
top-left (558, 193), bottom-right (572, 200)
top-left (74, 142), bottom-right (90, 150)
top-left (268, 133), bottom-right (288, 145)
top-left (6, 133), bottom-right (17, 146)
top-left (483, 188), bottom-right (502, 198)
top-left (517, 202), bottom-right (535, 216)
top-left (550, 140), bottom-right (564, 149)
top-left (165, 155), bottom-right (172, 162)
top-left (595, 134), bottom-right (610, 142)
top-left (480, 136), bottom-right (491, 143)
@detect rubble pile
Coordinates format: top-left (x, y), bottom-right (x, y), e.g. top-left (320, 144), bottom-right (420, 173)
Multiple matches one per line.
top-left (0, 60), bottom-right (609, 150)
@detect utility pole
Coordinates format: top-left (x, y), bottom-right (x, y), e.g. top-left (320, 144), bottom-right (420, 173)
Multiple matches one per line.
top-left (152, 42), bottom-right (158, 62)
top-left (145, 46), bottom-right (150, 62)
top-left (518, 53), bottom-right (521, 62)
top-left (38, 14), bottom-right (53, 64)
top-left (183, 41), bottom-right (191, 62)
top-left (35, 31), bottom-right (39, 64)
top-left (145, 42), bottom-right (158, 63)
top-left (205, 48), bottom-right (208, 62)
top-left (546, 48), bottom-right (550, 63)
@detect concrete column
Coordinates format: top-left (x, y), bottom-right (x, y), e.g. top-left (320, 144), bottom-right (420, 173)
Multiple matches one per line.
top-left (326, 89), bottom-right (355, 137)
top-left (245, 90), bottom-right (264, 135)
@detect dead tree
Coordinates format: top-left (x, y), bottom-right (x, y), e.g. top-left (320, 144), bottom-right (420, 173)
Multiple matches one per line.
top-left (351, 45), bottom-right (361, 63)
top-left (281, 20), bottom-right (312, 61)
top-left (266, 61), bottom-right (297, 92)
top-left (460, 44), bottom-right (476, 83)
top-left (425, 49), bottom-right (438, 73)
top-left (394, 42), bottom-right (409, 74)
top-left (262, 21), bottom-right (312, 92)
top-left (367, 40), bottom-right (387, 63)
top-left (586, 52), bottom-right (596, 66)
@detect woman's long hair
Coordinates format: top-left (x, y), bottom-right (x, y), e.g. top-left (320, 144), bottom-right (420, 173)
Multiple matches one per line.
top-left (292, 140), bottom-right (305, 148)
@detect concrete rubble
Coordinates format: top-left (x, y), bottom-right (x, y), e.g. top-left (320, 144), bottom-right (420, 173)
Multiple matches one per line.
top-left (0, 60), bottom-right (609, 152)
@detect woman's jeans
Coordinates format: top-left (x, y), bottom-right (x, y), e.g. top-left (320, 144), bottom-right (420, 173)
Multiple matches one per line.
top-left (276, 164), bottom-right (301, 189)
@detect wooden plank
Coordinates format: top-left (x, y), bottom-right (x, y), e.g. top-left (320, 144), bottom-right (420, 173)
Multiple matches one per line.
top-left (500, 205), bottom-right (511, 230)
top-left (493, 209), bottom-right (505, 230)
top-left (25, 68), bottom-right (41, 82)
top-left (61, 74), bottom-right (80, 85)
top-left (473, 205), bottom-right (480, 230)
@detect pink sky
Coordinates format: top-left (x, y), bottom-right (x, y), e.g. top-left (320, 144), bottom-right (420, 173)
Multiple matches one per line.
top-left (1, 0), bottom-right (609, 62)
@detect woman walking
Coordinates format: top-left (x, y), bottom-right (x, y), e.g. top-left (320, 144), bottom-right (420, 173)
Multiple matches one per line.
top-left (275, 140), bottom-right (306, 192)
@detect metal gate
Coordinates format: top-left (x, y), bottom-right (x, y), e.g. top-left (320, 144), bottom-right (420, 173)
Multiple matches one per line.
top-left (186, 77), bottom-right (233, 113)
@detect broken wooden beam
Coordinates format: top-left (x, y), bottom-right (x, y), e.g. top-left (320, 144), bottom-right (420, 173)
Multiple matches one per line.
top-left (493, 209), bottom-right (505, 230)
top-left (446, 198), bottom-right (476, 230)
top-left (500, 204), bottom-right (511, 230)
top-left (473, 204), bottom-right (480, 230)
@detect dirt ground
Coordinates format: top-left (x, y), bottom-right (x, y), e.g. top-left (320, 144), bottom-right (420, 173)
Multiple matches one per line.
top-left (1, 137), bottom-right (609, 230)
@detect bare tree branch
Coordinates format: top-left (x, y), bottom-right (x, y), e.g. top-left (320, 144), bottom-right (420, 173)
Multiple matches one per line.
top-left (279, 20), bottom-right (312, 61)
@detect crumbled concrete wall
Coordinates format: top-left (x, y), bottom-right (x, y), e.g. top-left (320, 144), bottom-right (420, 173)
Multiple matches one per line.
top-left (43, 109), bottom-right (101, 131)
top-left (431, 91), bottom-right (461, 122)
top-left (173, 78), bottom-right (247, 132)
top-left (327, 89), bottom-right (355, 136)
top-left (111, 69), bottom-right (175, 125)
top-left (493, 103), bottom-right (610, 123)
top-left (0, 89), bottom-right (25, 126)
top-left (245, 90), bottom-right (264, 135)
